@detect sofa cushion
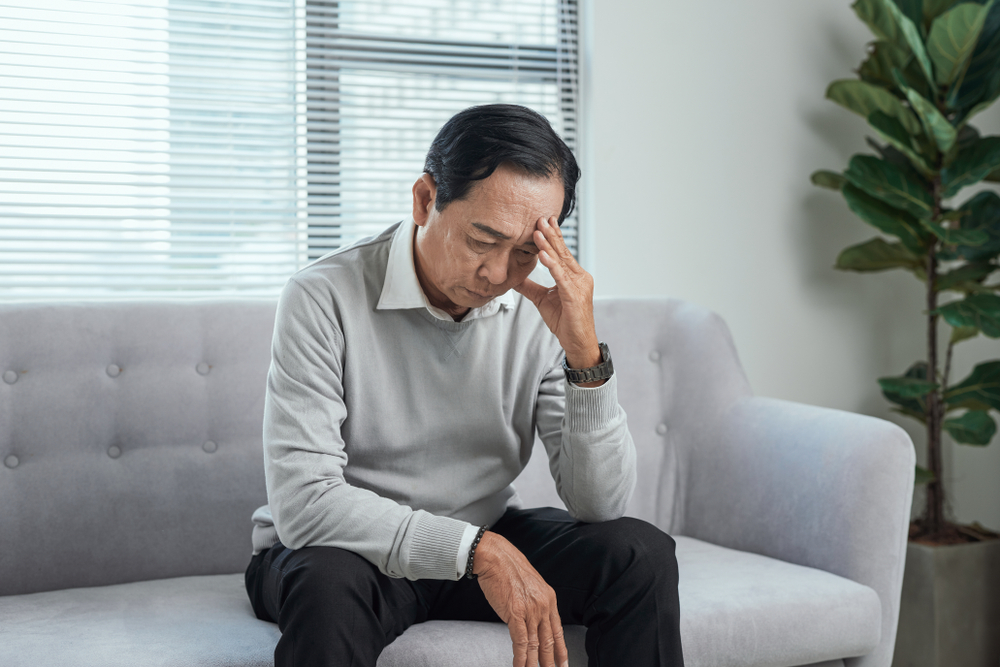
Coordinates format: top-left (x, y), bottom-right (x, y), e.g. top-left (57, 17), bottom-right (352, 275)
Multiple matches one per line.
top-left (0, 536), bottom-right (879, 667)
top-left (675, 536), bottom-right (881, 667)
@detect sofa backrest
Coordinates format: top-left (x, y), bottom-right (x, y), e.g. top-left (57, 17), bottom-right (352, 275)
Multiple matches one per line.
top-left (514, 298), bottom-right (753, 532)
top-left (0, 301), bottom-right (276, 596)
top-left (0, 297), bottom-right (751, 596)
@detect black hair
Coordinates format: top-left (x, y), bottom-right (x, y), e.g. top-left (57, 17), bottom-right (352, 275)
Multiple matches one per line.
top-left (423, 104), bottom-right (580, 224)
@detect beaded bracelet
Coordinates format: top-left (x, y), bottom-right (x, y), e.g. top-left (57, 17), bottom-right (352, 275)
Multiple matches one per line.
top-left (464, 524), bottom-right (490, 579)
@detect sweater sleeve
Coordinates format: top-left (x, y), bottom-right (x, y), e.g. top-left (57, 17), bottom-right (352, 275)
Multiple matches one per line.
top-left (262, 277), bottom-right (472, 580)
top-left (534, 352), bottom-right (637, 523)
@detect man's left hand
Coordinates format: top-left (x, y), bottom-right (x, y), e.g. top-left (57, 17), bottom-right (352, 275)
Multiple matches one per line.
top-left (515, 215), bottom-right (602, 375)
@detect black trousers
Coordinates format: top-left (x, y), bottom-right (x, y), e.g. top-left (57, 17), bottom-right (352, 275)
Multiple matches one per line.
top-left (245, 506), bottom-right (684, 667)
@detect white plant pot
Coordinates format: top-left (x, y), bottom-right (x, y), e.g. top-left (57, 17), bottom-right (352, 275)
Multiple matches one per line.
top-left (892, 539), bottom-right (1000, 667)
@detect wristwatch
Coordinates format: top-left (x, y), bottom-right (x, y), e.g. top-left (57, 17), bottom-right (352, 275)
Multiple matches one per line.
top-left (562, 342), bottom-right (614, 385)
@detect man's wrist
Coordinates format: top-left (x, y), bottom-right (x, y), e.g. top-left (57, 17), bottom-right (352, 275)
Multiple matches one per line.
top-left (464, 524), bottom-right (490, 579)
top-left (455, 524), bottom-right (480, 579)
top-left (471, 530), bottom-right (502, 576)
top-left (563, 341), bottom-right (613, 388)
top-left (563, 339), bottom-right (601, 370)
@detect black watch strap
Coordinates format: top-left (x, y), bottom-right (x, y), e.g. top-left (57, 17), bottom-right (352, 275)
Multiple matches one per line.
top-left (562, 342), bottom-right (614, 384)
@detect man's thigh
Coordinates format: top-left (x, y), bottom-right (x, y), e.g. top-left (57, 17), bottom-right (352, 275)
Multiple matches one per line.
top-left (248, 542), bottom-right (445, 645)
top-left (428, 506), bottom-right (676, 626)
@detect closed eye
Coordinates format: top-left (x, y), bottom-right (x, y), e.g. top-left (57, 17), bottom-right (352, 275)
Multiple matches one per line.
top-left (467, 236), bottom-right (495, 252)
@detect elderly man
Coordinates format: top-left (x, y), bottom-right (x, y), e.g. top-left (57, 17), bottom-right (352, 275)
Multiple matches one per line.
top-left (244, 104), bottom-right (684, 667)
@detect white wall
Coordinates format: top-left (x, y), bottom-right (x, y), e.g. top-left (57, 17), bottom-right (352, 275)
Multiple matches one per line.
top-left (584, 0), bottom-right (1000, 531)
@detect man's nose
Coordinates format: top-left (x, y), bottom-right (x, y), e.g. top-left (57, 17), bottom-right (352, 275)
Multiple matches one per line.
top-left (479, 252), bottom-right (509, 285)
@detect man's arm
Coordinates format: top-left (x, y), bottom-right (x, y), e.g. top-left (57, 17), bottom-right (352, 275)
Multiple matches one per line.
top-left (535, 367), bottom-right (637, 522)
top-left (516, 215), bottom-right (637, 522)
top-left (263, 276), bottom-right (472, 581)
top-left (472, 215), bottom-right (636, 667)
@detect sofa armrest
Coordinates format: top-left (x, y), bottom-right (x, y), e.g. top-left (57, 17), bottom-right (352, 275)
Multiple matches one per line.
top-left (678, 396), bottom-right (914, 667)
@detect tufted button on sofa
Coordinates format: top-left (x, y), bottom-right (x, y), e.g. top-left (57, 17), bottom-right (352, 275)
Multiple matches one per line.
top-left (0, 298), bottom-right (915, 667)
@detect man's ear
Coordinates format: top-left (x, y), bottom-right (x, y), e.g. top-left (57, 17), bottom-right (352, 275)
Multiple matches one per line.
top-left (412, 173), bottom-right (437, 227)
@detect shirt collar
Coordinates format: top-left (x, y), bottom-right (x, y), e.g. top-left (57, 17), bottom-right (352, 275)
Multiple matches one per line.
top-left (377, 218), bottom-right (515, 322)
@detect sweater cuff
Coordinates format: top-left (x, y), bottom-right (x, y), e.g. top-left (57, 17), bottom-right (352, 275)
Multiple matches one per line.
top-left (455, 523), bottom-right (480, 578)
top-left (407, 512), bottom-right (474, 580)
top-left (564, 372), bottom-right (621, 433)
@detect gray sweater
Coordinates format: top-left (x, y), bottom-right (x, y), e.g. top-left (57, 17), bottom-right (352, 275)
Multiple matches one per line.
top-left (251, 221), bottom-right (636, 581)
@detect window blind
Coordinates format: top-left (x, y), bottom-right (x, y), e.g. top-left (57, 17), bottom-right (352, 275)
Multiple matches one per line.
top-left (0, 0), bottom-right (580, 298)
top-left (303, 0), bottom-right (580, 259)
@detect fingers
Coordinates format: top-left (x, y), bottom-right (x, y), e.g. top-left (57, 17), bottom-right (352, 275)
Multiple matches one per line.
top-left (551, 609), bottom-right (569, 667)
top-left (538, 616), bottom-right (555, 667)
top-left (526, 623), bottom-right (541, 667)
top-left (533, 217), bottom-right (578, 286)
top-left (534, 216), bottom-right (575, 264)
top-left (478, 534), bottom-right (567, 667)
top-left (539, 215), bottom-right (571, 256)
top-left (536, 248), bottom-right (566, 285)
top-left (509, 618), bottom-right (528, 667)
top-left (502, 594), bottom-right (566, 667)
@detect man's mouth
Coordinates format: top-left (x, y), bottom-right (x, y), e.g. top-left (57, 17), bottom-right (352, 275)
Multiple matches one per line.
top-left (464, 288), bottom-right (494, 299)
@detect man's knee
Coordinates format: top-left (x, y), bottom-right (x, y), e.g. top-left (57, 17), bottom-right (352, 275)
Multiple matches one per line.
top-left (588, 517), bottom-right (678, 587)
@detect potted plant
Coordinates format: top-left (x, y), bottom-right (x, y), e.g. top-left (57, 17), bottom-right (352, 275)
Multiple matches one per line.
top-left (811, 0), bottom-right (1000, 664)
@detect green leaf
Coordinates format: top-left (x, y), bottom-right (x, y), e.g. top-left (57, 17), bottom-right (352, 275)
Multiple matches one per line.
top-left (836, 237), bottom-right (925, 272)
top-left (924, 0), bottom-right (954, 22)
top-left (943, 409), bottom-right (998, 444)
top-left (892, 0), bottom-right (938, 85)
top-left (957, 123), bottom-right (981, 149)
top-left (895, 0), bottom-right (926, 29)
top-left (893, 406), bottom-right (930, 423)
top-left (954, 0), bottom-right (1000, 111)
top-left (986, 167), bottom-right (1000, 182)
top-left (866, 137), bottom-right (933, 184)
top-left (811, 170), bottom-right (847, 190)
top-left (936, 293), bottom-right (1000, 337)
top-left (951, 324), bottom-right (980, 343)
top-left (927, 1), bottom-right (992, 86)
top-left (917, 218), bottom-right (990, 245)
top-left (937, 261), bottom-right (998, 291)
top-left (960, 100), bottom-right (997, 128)
top-left (868, 111), bottom-right (935, 177)
top-left (946, 360), bottom-right (1000, 410)
top-left (915, 464), bottom-right (936, 484)
top-left (879, 375), bottom-right (941, 397)
top-left (905, 87), bottom-right (959, 153)
top-left (948, 122), bottom-right (983, 163)
top-left (827, 80), bottom-right (924, 136)
top-left (860, 40), bottom-right (915, 88)
top-left (884, 361), bottom-right (932, 418)
top-left (854, 0), bottom-right (936, 86)
top-left (941, 136), bottom-right (1000, 197)
top-left (845, 154), bottom-right (936, 218)
top-left (954, 191), bottom-right (1000, 260)
top-left (855, 0), bottom-right (911, 41)
top-left (842, 182), bottom-right (930, 253)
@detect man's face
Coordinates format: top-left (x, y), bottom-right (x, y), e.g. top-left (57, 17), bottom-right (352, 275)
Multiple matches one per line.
top-left (411, 164), bottom-right (565, 318)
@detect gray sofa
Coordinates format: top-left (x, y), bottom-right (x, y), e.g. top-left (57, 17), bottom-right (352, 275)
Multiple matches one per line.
top-left (0, 297), bottom-right (915, 667)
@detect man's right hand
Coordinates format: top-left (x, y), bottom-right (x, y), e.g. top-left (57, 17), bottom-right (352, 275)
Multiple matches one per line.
top-left (473, 531), bottom-right (569, 667)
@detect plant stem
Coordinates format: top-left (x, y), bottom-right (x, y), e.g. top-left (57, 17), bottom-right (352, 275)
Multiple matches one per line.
top-left (924, 183), bottom-right (945, 536)
top-left (943, 338), bottom-right (954, 391)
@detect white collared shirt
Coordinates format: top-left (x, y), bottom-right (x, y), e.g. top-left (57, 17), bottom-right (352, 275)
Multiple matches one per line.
top-left (376, 217), bottom-right (515, 323)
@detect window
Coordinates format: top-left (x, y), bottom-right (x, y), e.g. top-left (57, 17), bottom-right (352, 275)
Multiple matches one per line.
top-left (0, 0), bottom-right (580, 298)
